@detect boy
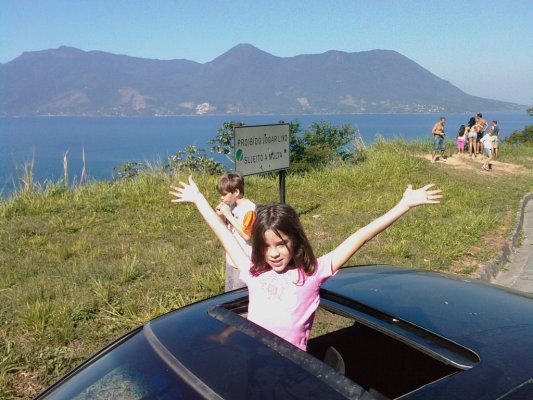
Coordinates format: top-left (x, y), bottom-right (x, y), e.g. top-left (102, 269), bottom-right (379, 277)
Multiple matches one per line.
top-left (480, 130), bottom-right (495, 171)
top-left (215, 173), bottom-right (256, 291)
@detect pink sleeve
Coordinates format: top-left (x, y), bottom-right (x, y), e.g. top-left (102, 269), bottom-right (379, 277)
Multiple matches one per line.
top-left (238, 260), bottom-right (253, 284)
top-left (316, 254), bottom-right (337, 283)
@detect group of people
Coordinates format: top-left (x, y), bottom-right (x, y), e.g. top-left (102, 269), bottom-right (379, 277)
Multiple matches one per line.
top-left (169, 172), bottom-right (442, 351)
top-left (431, 113), bottom-right (501, 172)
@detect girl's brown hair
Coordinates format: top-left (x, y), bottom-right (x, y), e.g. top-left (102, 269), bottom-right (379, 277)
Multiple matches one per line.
top-left (250, 203), bottom-right (316, 276)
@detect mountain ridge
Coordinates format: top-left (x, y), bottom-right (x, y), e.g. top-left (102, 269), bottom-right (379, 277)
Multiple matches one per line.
top-left (0, 44), bottom-right (523, 116)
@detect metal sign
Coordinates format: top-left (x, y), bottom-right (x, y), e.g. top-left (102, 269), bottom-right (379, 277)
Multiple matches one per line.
top-left (234, 123), bottom-right (290, 176)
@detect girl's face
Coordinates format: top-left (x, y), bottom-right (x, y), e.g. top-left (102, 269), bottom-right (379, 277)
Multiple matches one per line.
top-left (263, 229), bottom-right (293, 273)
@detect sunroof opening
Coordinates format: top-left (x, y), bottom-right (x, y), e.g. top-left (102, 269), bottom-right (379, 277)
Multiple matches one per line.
top-left (308, 307), bottom-right (470, 399)
top-left (219, 295), bottom-right (479, 399)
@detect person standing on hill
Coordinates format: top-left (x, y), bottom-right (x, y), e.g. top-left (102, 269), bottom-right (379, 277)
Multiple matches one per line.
top-left (476, 113), bottom-right (489, 155)
top-left (456, 124), bottom-right (466, 156)
top-left (490, 120), bottom-right (500, 157)
top-left (431, 117), bottom-right (446, 163)
top-left (480, 129), bottom-right (496, 171)
top-left (467, 124), bottom-right (479, 157)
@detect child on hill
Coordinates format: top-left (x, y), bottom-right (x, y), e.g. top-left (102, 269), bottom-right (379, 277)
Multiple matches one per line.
top-left (214, 173), bottom-right (256, 291)
top-left (456, 124), bottom-right (466, 156)
top-left (170, 177), bottom-right (442, 351)
top-left (480, 130), bottom-right (495, 171)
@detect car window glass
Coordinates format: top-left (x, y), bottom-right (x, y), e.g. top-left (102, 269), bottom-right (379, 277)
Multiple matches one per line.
top-left (42, 332), bottom-right (203, 400)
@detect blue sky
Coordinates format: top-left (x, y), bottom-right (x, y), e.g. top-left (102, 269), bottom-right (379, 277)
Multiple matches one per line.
top-left (1, 0), bottom-right (532, 105)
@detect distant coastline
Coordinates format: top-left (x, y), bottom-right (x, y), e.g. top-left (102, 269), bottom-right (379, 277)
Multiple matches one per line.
top-left (2, 108), bottom-right (530, 118)
top-left (1, 112), bottom-right (530, 197)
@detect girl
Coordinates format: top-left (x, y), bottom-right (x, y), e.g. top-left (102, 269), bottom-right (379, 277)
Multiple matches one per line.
top-left (170, 176), bottom-right (442, 351)
top-left (467, 124), bottom-right (478, 157)
top-left (456, 124), bottom-right (466, 156)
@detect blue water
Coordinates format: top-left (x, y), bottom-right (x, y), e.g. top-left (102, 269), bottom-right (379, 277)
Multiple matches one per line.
top-left (1, 112), bottom-right (530, 196)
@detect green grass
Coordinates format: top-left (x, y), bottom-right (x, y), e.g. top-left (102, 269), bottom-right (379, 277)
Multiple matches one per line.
top-left (1, 139), bottom-right (532, 398)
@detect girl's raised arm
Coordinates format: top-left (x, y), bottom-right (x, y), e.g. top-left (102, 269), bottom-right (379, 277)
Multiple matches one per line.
top-left (328, 184), bottom-right (443, 272)
top-left (169, 176), bottom-right (250, 271)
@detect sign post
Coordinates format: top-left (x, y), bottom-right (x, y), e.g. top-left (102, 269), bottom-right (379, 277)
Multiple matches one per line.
top-left (234, 123), bottom-right (290, 203)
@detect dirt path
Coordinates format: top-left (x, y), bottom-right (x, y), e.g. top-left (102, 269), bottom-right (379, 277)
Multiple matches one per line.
top-left (421, 152), bottom-right (532, 277)
top-left (422, 153), bottom-right (531, 177)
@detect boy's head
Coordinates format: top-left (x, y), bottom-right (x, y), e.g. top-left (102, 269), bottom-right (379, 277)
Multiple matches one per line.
top-left (217, 173), bottom-right (245, 204)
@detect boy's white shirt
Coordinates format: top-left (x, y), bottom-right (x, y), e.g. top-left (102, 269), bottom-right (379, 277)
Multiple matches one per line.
top-left (230, 198), bottom-right (255, 243)
top-left (225, 199), bottom-right (255, 262)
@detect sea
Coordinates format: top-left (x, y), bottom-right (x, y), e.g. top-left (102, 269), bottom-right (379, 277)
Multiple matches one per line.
top-left (1, 111), bottom-right (530, 197)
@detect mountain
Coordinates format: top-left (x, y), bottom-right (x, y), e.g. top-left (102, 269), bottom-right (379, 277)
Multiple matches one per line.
top-left (0, 44), bottom-right (522, 116)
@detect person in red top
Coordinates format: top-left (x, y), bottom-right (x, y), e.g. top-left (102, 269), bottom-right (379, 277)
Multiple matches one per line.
top-left (170, 176), bottom-right (442, 351)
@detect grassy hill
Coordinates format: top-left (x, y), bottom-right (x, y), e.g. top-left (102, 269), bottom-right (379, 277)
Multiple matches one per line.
top-left (1, 139), bottom-right (532, 398)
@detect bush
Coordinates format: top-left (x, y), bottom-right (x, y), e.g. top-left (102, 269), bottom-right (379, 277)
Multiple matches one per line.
top-left (289, 120), bottom-right (365, 171)
top-left (166, 146), bottom-right (225, 175)
top-left (503, 124), bottom-right (533, 145)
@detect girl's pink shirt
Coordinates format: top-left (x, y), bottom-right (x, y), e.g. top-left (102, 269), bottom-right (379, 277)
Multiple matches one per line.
top-left (239, 255), bottom-right (336, 351)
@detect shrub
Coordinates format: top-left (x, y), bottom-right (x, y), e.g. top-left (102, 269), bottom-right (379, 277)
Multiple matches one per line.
top-left (503, 124), bottom-right (533, 145)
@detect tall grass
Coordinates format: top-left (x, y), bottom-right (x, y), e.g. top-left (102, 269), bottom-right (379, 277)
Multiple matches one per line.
top-left (496, 141), bottom-right (533, 166)
top-left (1, 139), bottom-right (532, 398)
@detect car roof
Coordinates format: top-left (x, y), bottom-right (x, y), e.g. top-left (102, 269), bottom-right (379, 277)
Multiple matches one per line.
top-left (38, 264), bottom-right (532, 400)
top-left (324, 265), bottom-right (532, 345)
top-left (323, 265), bottom-right (533, 399)
top-left (147, 292), bottom-right (369, 399)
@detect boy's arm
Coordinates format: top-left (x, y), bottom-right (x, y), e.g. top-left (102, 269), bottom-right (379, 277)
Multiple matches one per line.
top-left (217, 204), bottom-right (252, 241)
top-left (327, 184), bottom-right (442, 272)
top-left (170, 176), bottom-right (250, 271)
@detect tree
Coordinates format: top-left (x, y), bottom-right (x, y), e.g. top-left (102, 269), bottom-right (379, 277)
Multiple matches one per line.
top-left (208, 121), bottom-right (244, 164)
top-left (289, 120), bottom-right (364, 171)
top-left (167, 146), bottom-right (225, 175)
top-left (503, 125), bottom-right (533, 145)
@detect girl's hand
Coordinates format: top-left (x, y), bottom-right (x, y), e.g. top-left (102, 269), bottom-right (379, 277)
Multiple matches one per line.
top-left (169, 175), bottom-right (201, 203)
top-left (401, 183), bottom-right (443, 208)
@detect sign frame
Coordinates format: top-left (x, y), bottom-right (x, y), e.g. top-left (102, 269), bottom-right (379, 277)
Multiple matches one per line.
top-left (233, 123), bottom-right (290, 203)
top-left (233, 123), bottom-right (290, 177)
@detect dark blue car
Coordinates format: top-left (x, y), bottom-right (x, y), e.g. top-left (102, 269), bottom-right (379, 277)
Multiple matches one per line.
top-left (36, 266), bottom-right (533, 399)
